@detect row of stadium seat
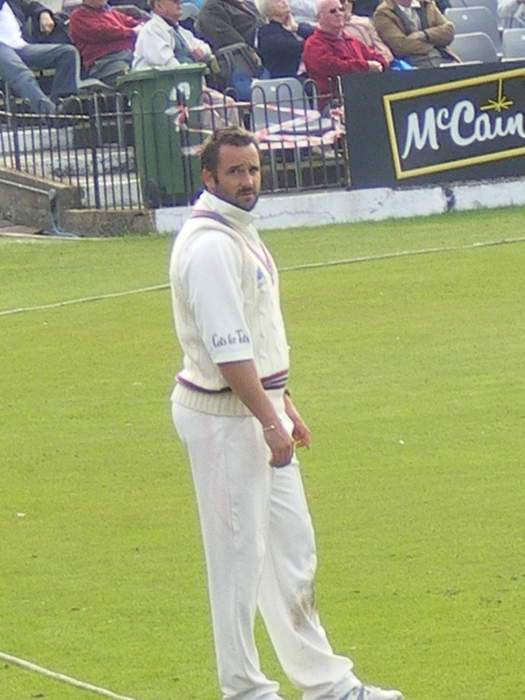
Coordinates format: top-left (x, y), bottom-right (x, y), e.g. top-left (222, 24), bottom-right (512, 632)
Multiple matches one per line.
top-left (445, 5), bottom-right (525, 63)
top-left (449, 28), bottom-right (525, 63)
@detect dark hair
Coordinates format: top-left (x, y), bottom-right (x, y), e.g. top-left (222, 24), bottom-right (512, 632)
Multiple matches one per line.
top-left (200, 126), bottom-right (259, 176)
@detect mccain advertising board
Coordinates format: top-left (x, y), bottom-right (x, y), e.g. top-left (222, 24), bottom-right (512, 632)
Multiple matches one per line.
top-left (343, 62), bottom-right (525, 188)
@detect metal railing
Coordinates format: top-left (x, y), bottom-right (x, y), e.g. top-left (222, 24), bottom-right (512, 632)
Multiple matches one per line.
top-left (0, 79), bottom-right (348, 211)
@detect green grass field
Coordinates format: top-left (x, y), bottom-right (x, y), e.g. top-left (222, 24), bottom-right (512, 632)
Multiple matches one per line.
top-left (1, 206), bottom-right (524, 700)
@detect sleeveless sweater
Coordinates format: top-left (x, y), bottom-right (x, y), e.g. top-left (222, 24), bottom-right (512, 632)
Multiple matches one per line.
top-left (169, 191), bottom-right (290, 417)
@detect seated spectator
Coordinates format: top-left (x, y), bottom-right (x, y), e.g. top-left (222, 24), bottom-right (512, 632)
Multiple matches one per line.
top-left (69, 0), bottom-right (144, 86)
top-left (195, 0), bottom-right (264, 51)
top-left (498, 0), bottom-right (525, 28)
top-left (303, 0), bottom-right (388, 109)
top-left (342, 0), bottom-right (393, 63)
top-left (257, 0), bottom-right (313, 78)
top-left (373, 0), bottom-right (459, 68)
top-left (133, 0), bottom-right (211, 69)
top-left (0, 0), bottom-right (78, 114)
top-left (132, 0), bottom-right (238, 128)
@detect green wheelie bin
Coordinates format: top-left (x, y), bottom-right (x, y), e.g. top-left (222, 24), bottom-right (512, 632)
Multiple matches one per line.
top-left (118, 64), bottom-right (206, 208)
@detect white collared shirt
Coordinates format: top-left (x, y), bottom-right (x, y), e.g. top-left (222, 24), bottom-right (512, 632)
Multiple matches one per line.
top-left (0, 2), bottom-right (27, 49)
top-left (398, 0), bottom-right (423, 30)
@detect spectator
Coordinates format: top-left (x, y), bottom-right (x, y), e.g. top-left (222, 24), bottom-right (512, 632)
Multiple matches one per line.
top-left (0, 0), bottom-right (77, 114)
top-left (373, 0), bottom-right (459, 67)
top-left (195, 0), bottom-right (264, 50)
top-left (303, 0), bottom-right (388, 109)
top-left (342, 0), bottom-right (393, 63)
top-left (132, 0), bottom-right (238, 128)
top-left (69, 0), bottom-right (144, 86)
top-left (257, 0), bottom-right (313, 78)
top-left (133, 0), bottom-right (211, 69)
top-left (498, 0), bottom-right (525, 28)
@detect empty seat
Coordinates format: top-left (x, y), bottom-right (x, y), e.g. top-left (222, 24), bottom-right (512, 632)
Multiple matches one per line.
top-left (181, 2), bottom-right (199, 20)
top-left (501, 27), bottom-right (525, 59)
top-left (462, 0), bottom-right (499, 22)
top-left (448, 30), bottom-right (500, 62)
top-left (251, 77), bottom-right (309, 126)
top-left (445, 6), bottom-right (502, 51)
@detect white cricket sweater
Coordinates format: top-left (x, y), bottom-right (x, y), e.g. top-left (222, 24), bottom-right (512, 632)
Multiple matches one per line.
top-left (169, 190), bottom-right (290, 417)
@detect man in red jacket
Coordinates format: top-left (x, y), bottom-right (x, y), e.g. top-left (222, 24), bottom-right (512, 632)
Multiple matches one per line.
top-left (303, 0), bottom-right (388, 109)
top-left (69, 0), bottom-right (144, 86)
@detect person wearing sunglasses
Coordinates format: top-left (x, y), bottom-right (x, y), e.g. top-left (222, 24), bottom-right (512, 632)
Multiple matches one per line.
top-left (303, 0), bottom-right (389, 109)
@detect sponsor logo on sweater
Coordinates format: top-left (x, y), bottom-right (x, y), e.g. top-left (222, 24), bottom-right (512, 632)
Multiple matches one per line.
top-left (212, 329), bottom-right (250, 349)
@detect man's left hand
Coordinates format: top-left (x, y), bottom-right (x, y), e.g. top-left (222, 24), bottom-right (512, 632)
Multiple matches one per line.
top-left (291, 416), bottom-right (311, 448)
top-left (284, 394), bottom-right (311, 449)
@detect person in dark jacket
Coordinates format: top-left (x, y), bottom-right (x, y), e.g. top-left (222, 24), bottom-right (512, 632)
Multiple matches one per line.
top-left (195, 0), bottom-right (264, 50)
top-left (257, 0), bottom-right (313, 78)
top-left (0, 0), bottom-right (78, 113)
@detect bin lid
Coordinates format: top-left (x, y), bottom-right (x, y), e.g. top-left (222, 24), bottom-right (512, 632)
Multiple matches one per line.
top-left (117, 64), bottom-right (207, 87)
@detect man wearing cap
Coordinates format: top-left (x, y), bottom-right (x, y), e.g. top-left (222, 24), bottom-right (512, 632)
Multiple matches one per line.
top-left (132, 0), bottom-right (239, 128)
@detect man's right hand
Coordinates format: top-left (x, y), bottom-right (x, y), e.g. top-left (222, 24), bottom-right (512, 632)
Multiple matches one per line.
top-left (263, 421), bottom-right (294, 468)
top-left (216, 360), bottom-right (294, 468)
top-left (39, 11), bottom-right (55, 34)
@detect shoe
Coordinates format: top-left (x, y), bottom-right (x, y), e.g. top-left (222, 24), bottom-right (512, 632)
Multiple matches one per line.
top-left (343, 684), bottom-right (403, 700)
top-left (42, 95), bottom-right (86, 127)
top-left (56, 95), bottom-right (81, 115)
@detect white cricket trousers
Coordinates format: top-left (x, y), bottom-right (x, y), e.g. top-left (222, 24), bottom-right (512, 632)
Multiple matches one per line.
top-left (171, 401), bottom-right (357, 700)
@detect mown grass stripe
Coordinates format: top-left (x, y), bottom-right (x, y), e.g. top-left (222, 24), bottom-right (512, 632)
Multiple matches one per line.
top-left (1, 235), bottom-right (524, 319)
